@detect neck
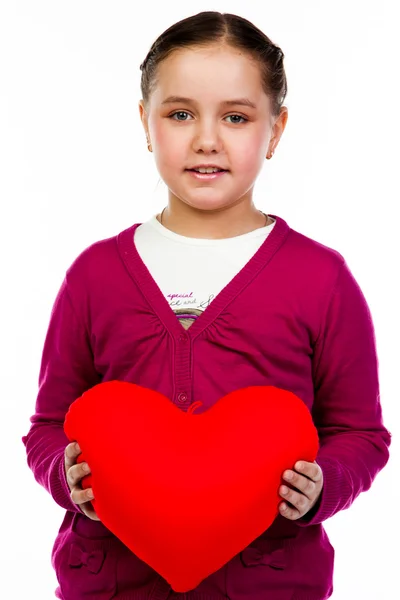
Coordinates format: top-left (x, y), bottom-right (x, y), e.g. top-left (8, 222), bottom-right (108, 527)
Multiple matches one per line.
top-left (158, 205), bottom-right (270, 239)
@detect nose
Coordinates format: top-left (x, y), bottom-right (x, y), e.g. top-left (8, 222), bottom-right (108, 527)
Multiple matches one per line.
top-left (191, 121), bottom-right (222, 154)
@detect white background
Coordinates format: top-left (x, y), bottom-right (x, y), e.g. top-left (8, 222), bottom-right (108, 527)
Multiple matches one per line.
top-left (1, 1), bottom-right (398, 598)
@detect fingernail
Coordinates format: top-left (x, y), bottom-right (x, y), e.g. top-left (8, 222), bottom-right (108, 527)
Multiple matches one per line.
top-left (82, 463), bottom-right (89, 473)
top-left (281, 486), bottom-right (289, 495)
top-left (284, 471), bottom-right (293, 480)
top-left (87, 490), bottom-right (94, 500)
top-left (75, 443), bottom-right (81, 453)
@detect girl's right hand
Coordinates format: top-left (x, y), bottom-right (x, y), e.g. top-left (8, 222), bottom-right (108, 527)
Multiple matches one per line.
top-left (64, 441), bottom-right (100, 521)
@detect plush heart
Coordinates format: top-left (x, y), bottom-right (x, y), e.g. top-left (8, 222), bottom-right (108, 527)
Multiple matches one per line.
top-left (64, 381), bottom-right (319, 592)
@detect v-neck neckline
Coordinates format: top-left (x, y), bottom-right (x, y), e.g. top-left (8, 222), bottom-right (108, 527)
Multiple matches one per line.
top-left (118, 214), bottom-right (290, 341)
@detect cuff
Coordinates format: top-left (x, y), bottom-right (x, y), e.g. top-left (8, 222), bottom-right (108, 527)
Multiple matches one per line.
top-left (50, 451), bottom-right (84, 514)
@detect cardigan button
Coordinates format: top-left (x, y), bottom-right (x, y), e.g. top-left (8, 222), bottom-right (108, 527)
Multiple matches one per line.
top-left (177, 392), bottom-right (188, 403)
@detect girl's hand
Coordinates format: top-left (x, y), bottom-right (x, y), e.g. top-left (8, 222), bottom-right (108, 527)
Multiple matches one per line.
top-left (64, 441), bottom-right (100, 521)
top-left (279, 460), bottom-right (323, 520)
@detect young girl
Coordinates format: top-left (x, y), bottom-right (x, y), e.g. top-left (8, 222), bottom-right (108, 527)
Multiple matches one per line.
top-left (22, 11), bottom-right (391, 600)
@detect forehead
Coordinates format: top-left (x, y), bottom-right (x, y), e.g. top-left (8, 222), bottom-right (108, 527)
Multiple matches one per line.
top-left (152, 45), bottom-right (267, 105)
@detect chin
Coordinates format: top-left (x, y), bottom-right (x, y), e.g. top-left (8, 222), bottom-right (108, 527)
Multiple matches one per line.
top-left (177, 197), bottom-right (238, 214)
top-left (172, 188), bottom-right (241, 209)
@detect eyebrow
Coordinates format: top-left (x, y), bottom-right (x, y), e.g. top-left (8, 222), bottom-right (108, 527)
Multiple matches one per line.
top-left (161, 96), bottom-right (257, 109)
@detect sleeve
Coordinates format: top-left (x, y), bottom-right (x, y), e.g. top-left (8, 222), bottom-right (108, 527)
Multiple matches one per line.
top-left (296, 259), bottom-right (392, 526)
top-left (22, 275), bottom-right (101, 512)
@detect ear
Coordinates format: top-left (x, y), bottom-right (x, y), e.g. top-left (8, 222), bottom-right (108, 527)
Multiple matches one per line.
top-left (139, 100), bottom-right (149, 135)
top-left (270, 106), bottom-right (289, 149)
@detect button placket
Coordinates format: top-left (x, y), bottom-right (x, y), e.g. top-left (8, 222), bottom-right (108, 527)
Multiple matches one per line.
top-left (174, 332), bottom-right (191, 408)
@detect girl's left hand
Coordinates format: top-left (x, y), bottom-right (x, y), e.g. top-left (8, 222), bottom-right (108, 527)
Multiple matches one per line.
top-left (279, 460), bottom-right (324, 520)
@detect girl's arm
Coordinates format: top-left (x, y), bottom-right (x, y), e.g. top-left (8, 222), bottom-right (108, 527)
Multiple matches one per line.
top-left (22, 276), bottom-right (101, 512)
top-left (297, 259), bottom-right (391, 526)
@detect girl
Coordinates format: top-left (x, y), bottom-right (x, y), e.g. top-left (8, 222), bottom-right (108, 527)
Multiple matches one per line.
top-left (22, 11), bottom-right (391, 600)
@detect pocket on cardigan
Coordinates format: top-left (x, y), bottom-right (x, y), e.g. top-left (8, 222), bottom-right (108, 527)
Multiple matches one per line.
top-left (52, 512), bottom-right (160, 599)
top-left (225, 536), bottom-right (295, 600)
top-left (52, 526), bottom-right (118, 600)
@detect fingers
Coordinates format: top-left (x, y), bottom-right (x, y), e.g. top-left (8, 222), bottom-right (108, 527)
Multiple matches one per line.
top-left (282, 469), bottom-right (316, 497)
top-left (64, 441), bottom-right (81, 469)
top-left (279, 461), bottom-right (324, 520)
top-left (294, 461), bottom-right (322, 483)
top-left (64, 442), bottom-right (93, 501)
top-left (67, 460), bottom-right (90, 488)
top-left (64, 442), bottom-right (100, 521)
top-left (281, 460), bottom-right (323, 497)
top-left (68, 463), bottom-right (98, 516)
top-left (71, 485), bottom-right (95, 507)
top-left (279, 486), bottom-right (308, 519)
top-left (279, 500), bottom-right (300, 520)
top-left (67, 461), bottom-right (94, 505)
top-left (81, 501), bottom-right (101, 521)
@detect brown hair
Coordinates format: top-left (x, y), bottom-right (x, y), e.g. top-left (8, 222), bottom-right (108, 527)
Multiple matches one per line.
top-left (140, 11), bottom-right (287, 119)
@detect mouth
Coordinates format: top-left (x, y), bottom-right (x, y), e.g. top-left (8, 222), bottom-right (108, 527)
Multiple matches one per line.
top-left (186, 163), bottom-right (227, 173)
top-left (185, 168), bottom-right (228, 180)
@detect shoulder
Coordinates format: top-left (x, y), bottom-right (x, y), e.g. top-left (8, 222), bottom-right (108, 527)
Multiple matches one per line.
top-left (284, 224), bottom-right (370, 321)
top-left (64, 223), bottom-right (138, 295)
top-left (284, 223), bottom-right (346, 286)
top-left (271, 217), bottom-right (353, 313)
top-left (288, 226), bottom-right (344, 266)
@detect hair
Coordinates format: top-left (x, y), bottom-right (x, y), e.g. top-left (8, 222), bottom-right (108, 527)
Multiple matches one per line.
top-left (140, 11), bottom-right (287, 120)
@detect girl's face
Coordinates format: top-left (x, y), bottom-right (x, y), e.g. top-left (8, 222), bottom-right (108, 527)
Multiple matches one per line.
top-left (140, 44), bottom-right (287, 214)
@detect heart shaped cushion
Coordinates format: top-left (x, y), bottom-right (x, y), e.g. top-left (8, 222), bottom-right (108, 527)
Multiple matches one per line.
top-left (64, 381), bottom-right (319, 592)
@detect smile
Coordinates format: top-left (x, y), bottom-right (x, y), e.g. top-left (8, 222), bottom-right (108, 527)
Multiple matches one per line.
top-left (186, 170), bottom-right (228, 180)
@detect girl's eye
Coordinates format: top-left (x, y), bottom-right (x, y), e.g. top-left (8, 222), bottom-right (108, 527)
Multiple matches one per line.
top-left (169, 112), bottom-right (247, 124)
top-left (226, 115), bottom-right (247, 124)
top-left (170, 111), bottom-right (192, 121)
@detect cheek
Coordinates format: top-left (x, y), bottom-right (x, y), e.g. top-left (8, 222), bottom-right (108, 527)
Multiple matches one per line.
top-left (153, 125), bottom-right (185, 168)
top-left (235, 143), bottom-right (265, 172)
top-left (231, 129), bottom-right (268, 167)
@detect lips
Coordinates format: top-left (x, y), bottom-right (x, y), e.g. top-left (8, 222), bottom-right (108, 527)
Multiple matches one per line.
top-left (187, 165), bottom-right (228, 171)
top-left (186, 170), bottom-right (227, 180)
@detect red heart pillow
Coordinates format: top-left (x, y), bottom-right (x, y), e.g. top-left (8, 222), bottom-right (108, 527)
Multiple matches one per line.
top-left (64, 381), bottom-right (319, 592)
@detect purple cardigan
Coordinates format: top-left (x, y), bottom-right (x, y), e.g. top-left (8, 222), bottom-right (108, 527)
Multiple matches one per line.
top-left (22, 214), bottom-right (391, 600)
